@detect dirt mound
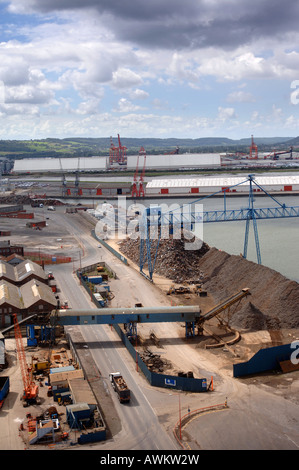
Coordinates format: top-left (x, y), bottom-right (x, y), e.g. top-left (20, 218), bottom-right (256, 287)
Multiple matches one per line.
top-left (119, 236), bottom-right (299, 330)
top-left (197, 247), bottom-right (299, 330)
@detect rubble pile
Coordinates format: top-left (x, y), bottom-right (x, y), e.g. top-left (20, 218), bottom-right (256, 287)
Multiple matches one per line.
top-left (0, 195), bottom-right (64, 206)
top-left (118, 234), bottom-right (210, 284)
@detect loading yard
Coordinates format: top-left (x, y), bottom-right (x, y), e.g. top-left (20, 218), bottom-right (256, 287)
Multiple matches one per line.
top-left (0, 195), bottom-right (298, 450)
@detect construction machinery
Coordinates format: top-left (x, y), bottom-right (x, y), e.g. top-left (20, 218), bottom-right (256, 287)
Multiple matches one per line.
top-left (198, 288), bottom-right (250, 326)
top-left (167, 285), bottom-right (191, 295)
top-left (13, 314), bottom-right (39, 406)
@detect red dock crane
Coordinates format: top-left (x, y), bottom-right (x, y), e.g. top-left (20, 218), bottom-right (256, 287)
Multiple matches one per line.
top-left (108, 134), bottom-right (127, 169)
top-left (13, 314), bottom-right (39, 406)
top-left (249, 135), bottom-right (258, 160)
top-left (118, 134), bottom-right (127, 166)
top-left (131, 151), bottom-right (140, 198)
top-left (109, 136), bottom-right (119, 167)
top-left (138, 147), bottom-right (146, 198)
top-left (132, 147), bottom-right (146, 198)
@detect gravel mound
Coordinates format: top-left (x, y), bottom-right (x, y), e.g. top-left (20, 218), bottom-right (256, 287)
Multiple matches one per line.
top-left (119, 236), bottom-right (299, 330)
top-left (197, 247), bottom-right (299, 330)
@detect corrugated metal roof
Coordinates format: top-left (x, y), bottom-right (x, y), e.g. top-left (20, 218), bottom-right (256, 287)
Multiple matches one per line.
top-left (147, 175), bottom-right (299, 188)
top-left (0, 259), bottom-right (47, 284)
top-left (50, 365), bottom-right (75, 374)
top-left (0, 280), bottom-right (23, 309)
top-left (20, 279), bottom-right (57, 308)
top-left (0, 261), bottom-right (15, 282)
top-left (0, 278), bottom-right (56, 310)
top-left (16, 260), bottom-right (47, 283)
top-left (69, 377), bottom-right (97, 405)
top-left (50, 368), bottom-right (84, 383)
top-left (0, 339), bottom-right (5, 365)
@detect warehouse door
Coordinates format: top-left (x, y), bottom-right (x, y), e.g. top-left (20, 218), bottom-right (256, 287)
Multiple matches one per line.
top-left (284, 185), bottom-right (292, 191)
top-left (161, 188), bottom-right (169, 194)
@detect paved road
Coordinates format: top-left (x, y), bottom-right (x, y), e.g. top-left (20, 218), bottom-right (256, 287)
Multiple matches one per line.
top-left (80, 324), bottom-right (176, 450)
top-left (48, 210), bottom-right (177, 450)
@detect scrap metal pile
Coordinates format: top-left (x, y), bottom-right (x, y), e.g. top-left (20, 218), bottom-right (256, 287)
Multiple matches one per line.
top-left (118, 235), bottom-right (210, 284)
top-left (139, 348), bottom-right (172, 373)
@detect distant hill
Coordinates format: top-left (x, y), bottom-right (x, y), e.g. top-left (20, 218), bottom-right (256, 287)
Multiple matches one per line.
top-left (0, 135), bottom-right (295, 160)
top-left (281, 136), bottom-right (299, 146)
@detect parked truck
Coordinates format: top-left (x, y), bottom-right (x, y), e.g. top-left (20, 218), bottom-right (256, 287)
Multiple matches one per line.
top-left (109, 372), bottom-right (130, 403)
top-left (0, 376), bottom-right (9, 409)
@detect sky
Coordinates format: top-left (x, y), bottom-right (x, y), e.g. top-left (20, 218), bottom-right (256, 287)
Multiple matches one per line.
top-left (0, 0), bottom-right (299, 140)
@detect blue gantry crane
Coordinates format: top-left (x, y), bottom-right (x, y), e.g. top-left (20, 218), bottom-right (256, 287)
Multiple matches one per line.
top-left (139, 174), bottom-right (299, 281)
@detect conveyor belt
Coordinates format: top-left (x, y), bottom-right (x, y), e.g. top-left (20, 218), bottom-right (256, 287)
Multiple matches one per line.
top-left (199, 288), bottom-right (250, 324)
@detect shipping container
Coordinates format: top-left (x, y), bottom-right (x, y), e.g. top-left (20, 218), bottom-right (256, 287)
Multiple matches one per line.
top-left (0, 376), bottom-right (9, 406)
top-left (87, 276), bottom-right (103, 284)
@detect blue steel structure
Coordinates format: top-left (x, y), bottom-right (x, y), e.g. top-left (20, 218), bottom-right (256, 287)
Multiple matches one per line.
top-left (52, 305), bottom-right (202, 327)
top-left (139, 174), bottom-right (299, 280)
top-left (53, 288), bottom-right (250, 339)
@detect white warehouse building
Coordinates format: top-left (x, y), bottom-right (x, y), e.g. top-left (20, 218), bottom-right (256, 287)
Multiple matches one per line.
top-left (13, 153), bottom-right (220, 173)
top-left (146, 175), bottom-right (299, 195)
top-left (127, 153), bottom-right (220, 170)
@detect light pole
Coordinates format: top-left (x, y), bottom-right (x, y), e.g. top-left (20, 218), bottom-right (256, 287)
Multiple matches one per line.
top-left (179, 392), bottom-right (182, 441)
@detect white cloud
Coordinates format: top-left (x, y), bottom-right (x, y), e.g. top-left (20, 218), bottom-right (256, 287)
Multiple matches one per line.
top-left (168, 52), bottom-right (200, 84)
top-left (112, 68), bottom-right (143, 89)
top-left (0, 1), bottom-right (298, 138)
top-left (151, 98), bottom-right (169, 110)
top-left (217, 106), bottom-right (237, 121)
top-left (115, 98), bottom-right (143, 113)
top-left (227, 91), bottom-right (255, 103)
top-left (127, 88), bottom-right (149, 100)
top-left (4, 68), bottom-right (56, 105)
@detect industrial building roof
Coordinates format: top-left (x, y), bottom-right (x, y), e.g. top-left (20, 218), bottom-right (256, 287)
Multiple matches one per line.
top-left (49, 368), bottom-right (84, 383)
top-left (0, 280), bottom-right (23, 309)
top-left (0, 340), bottom-right (4, 366)
top-left (0, 259), bottom-right (47, 284)
top-left (16, 260), bottom-right (48, 283)
top-left (21, 279), bottom-right (57, 308)
top-left (0, 278), bottom-right (56, 310)
top-left (0, 261), bottom-right (15, 283)
top-left (146, 175), bottom-right (299, 188)
top-left (69, 377), bottom-right (97, 405)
